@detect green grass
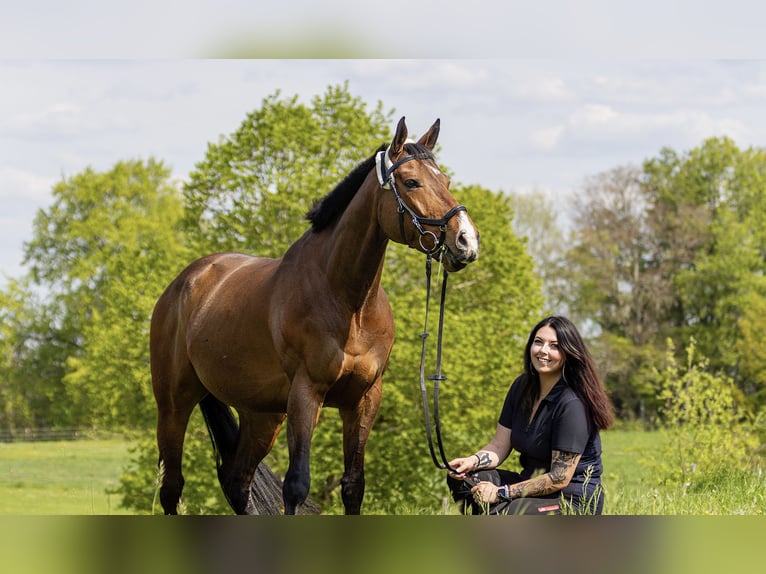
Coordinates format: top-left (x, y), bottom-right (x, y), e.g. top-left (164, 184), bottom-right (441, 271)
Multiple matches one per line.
top-left (1, 430), bottom-right (763, 514)
top-left (601, 428), bottom-right (766, 515)
top-left (0, 438), bottom-right (132, 515)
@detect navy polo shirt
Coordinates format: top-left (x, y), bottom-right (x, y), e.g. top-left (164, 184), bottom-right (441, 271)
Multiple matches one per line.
top-left (498, 376), bottom-right (603, 499)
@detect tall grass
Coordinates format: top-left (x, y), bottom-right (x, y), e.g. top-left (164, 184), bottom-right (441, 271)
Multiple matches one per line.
top-left (601, 429), bottom-right (765, 515)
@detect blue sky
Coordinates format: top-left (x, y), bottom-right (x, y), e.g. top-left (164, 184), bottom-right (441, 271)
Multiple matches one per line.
top-left (1, 5), bottom-right (765, 284)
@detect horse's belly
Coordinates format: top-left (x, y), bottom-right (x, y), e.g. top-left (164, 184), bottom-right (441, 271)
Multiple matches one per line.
top-left (188, 328), bottom-right (292, 412)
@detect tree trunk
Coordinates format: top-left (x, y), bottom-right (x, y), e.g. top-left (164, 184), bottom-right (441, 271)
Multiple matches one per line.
top-left (250, 463), bottom-right (320, 515)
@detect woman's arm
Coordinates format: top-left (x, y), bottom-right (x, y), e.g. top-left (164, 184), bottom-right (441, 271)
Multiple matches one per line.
top-left (471, 449), bottom-right (582, 503)
top-left (447, 424), bottom-right (512, 475)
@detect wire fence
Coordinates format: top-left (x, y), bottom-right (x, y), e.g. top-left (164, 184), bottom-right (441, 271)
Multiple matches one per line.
top-left (0, 427), bottom-right (94, 443)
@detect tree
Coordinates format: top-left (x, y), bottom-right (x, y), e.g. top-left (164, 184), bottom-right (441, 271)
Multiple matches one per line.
top-left (642, 137), bottom-right (766, 395)
top-left (562, 138), bottom-right (766, 416)
top-left (183, 82), bottom-right (392, 256)
top-left (560, 165), bottom-right (667, 419)
top-left (508, 188), bottom-right (567, 312)
top-left (21, 158), bottom-right (187, 428)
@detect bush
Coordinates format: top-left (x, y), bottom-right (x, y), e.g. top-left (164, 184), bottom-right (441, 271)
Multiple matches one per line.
top-left (649, 339), bottom-right (760, 486)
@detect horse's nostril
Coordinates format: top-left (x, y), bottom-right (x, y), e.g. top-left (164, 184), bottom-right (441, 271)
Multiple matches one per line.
top-left (457, 230), bottom-right (468, 248)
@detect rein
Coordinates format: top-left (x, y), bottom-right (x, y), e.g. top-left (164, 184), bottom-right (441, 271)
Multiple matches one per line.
top-left (376, 146), bottom-right (462, 472)
top-left (418, 253), bottom-right (458, 471)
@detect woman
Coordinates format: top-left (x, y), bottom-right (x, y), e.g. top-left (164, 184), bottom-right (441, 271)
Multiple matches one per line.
top-left (447, 316), bottom-right (614, 514)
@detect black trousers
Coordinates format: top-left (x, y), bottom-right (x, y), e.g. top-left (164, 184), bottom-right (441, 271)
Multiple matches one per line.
top-left (446, 470), bottom-right (563, 515)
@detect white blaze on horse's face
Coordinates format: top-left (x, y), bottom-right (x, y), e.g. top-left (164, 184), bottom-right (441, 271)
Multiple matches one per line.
top-left (455, 211), bottom-right (479, 261)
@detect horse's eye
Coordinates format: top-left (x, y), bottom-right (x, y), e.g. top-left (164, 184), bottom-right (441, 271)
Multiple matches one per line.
top-left (404, 179), bottom-right (420, 189)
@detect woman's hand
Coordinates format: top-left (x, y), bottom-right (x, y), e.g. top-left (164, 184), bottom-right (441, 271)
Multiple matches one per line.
top-left (471, 481), bottom-right (500, 504)
top-left (447, 455), bottom-right (479, 477)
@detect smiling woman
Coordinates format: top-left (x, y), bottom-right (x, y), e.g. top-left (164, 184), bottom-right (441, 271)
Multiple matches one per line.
top-left (446, 315), bottom-right (615, 515)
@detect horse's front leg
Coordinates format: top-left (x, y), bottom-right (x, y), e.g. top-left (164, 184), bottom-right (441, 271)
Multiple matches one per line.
top-left (339, 377), bottom-right (383, 515)
top-left (283, 372), bottom-right (324, 515)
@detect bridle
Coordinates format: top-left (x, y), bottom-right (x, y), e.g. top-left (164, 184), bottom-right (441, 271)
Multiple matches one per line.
top-left (376, 146), bottom-right (465, 473)
top-left (376, 147), bottom-right (466, 255)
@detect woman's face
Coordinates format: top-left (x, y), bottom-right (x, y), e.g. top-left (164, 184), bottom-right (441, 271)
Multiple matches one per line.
top-left (530, 325), bottom-right (565, 378)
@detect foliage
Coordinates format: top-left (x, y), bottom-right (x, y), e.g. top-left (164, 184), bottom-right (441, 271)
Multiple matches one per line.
top-left (562, 138), bottom-right (766, 417)
top-left (18, 159), bottom-right (189, 429)
top-left (649, 338), bottom-right (759, 487)
top-left (183, 82), bottom-right (392, 257)
top-left (0, 278), bottom-right (69, 430)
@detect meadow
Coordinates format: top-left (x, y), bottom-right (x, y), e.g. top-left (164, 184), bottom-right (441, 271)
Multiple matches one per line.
top-left (0, 429), bottom-right (762, 514)
top-left (0, 437), bottom-right (132, 515)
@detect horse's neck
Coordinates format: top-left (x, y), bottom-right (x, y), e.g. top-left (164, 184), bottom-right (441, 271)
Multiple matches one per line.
top-left (321, 185), bottom-right (389, 310)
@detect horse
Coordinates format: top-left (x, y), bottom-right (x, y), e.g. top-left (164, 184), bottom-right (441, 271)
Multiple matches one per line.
top-left (150, 116), bottom-right (480, 514)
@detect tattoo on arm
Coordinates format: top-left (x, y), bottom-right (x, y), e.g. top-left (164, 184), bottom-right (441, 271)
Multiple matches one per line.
top-left (474, 452), bottom-right (492, 469)
top-left (508, 475), bottom-right (548, 499)
top-left (550, 450), bottom-right (580, 485)
top-left (506, 451), bottom-right (581, 499)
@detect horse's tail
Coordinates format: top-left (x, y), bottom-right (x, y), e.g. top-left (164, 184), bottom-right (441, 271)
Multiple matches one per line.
top-left (199, 394), bottom-right (238, 470)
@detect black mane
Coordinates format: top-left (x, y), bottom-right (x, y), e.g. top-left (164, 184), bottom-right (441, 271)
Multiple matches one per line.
top-left (306, 142), bottom-right (435, 231)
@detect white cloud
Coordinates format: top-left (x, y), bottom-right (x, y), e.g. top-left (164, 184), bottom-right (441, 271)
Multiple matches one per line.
top-left (529, 126), bottom-right (565, 150)
top-left (510, 76), bottom-right (574, 103)
top-left (563, 103), bottom-right (749, 149)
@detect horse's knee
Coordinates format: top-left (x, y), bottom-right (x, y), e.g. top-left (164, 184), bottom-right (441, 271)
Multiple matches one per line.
top-left (283, 469), bottom-right (310, 514)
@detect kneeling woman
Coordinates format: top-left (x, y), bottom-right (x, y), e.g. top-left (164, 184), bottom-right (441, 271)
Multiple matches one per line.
top-left (447, 316), bottom-right (614, 515)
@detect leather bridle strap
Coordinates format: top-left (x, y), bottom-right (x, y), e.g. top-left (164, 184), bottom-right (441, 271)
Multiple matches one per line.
top-left (376, 148), bottom-right (466, 253)
top-left (419, 253), bottom-right (458, 472)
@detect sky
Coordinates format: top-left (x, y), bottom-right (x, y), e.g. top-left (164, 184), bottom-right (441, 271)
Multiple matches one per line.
top-left (2, 3), bottom-right (765, 286)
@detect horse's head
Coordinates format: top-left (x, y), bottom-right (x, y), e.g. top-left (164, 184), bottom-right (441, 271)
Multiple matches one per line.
top-left (376, 117), bottom-right (480, 272)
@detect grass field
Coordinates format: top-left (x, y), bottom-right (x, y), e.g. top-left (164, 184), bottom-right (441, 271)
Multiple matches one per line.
top-left (0, 438), bottom-right (132, 515)
top-left (0, 430), bottom-right (762, 514)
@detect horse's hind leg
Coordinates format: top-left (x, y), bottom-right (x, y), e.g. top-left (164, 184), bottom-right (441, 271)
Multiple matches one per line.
top-left (153, 360), bottom-right (205, 514)
top-left (155, 402), bottom-right (198, 514)
top-left (217, 411), bottom-right (286, 514)
top-left (339, 377), bottom-right (383, 515)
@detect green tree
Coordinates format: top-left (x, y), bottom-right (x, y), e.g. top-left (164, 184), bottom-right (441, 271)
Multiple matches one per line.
top-left (563, 138), bottom-right (766, 417)
top-left (0, 278), bottom-right (69, 431)
top-left (642, 137), bottom-right (766, 398)
top-left (560, 165), bottom-right (667, 419)
top-left (21, 158), bottom-right (187, 428)
top-left (183, 83), bottom-right (392, 256)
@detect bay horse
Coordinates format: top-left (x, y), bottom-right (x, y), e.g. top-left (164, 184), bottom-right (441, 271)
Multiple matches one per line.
top-left (150, 117), bottom-right (480, 514)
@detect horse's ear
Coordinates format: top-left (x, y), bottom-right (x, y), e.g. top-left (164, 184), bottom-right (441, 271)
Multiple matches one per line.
top-left (389, 116), bottom-right (408, 157)
top-left (417, 118), bottom-right (440, 151)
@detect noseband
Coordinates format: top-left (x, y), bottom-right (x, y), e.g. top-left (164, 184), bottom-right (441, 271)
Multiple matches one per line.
top-left (376, 147), bottom-right (466, 254)
top-left (376, 146), bottom-right (466, 474)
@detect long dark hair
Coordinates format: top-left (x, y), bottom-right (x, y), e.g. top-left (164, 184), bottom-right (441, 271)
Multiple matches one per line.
top-left (519, 316), bottom-right (614, 430)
